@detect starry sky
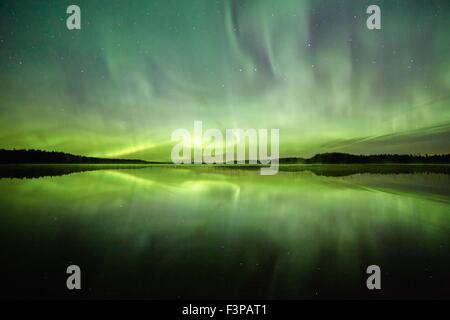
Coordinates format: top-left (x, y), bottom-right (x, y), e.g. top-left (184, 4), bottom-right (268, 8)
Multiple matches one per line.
top-left (0, 0), bottom-right (449, 161)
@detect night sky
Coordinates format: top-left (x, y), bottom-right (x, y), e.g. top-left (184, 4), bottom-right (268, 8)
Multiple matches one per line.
top-left (0, 0), bottom-right (449, 160)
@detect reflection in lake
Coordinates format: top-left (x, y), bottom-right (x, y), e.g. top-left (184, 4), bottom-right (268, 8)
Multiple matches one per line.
top-left (0, 167), bottom-right (449, 298)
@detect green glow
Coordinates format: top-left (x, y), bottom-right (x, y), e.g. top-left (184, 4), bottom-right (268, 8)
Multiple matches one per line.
top-left (0, 167), bottom-right (448, 297)
top-left (0, 0), bottom-right (449, 160)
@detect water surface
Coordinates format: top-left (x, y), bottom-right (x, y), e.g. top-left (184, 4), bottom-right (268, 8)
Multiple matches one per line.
top-left (0, 166), bottom-right (449, 299)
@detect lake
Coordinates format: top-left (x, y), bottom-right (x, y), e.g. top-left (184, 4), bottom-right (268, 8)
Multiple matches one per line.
top-left (0, 165), bottom-right (449, 299)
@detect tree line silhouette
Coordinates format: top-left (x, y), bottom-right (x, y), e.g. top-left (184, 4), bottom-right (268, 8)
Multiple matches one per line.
top-left (0, 149), bottom-right (150, 164)
top-left (1, 149), bottom-right (449, 165)
top-left (280, 152), bottom-right (450, 164)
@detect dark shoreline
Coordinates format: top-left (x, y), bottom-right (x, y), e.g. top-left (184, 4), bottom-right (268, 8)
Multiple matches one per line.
top-left (1, 149), bottom-right (450, 179)
top-left (1, 163), bottom-right (450, 179)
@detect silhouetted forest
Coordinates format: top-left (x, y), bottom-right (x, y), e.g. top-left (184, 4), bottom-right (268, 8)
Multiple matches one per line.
top-left (1, 149), bottom-right (449, 179)
top-left (280, 152), bottom-right (450, 164)
top-left (1, 149), bottom-right (449, 165)
top-left (0, 149), bottom-right (151, 164)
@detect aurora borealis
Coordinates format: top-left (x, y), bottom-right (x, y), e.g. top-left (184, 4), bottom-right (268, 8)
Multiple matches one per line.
top-left (1, 1), bottom-right (450, 301)
top-left (1, 0), bottom-right (449, 161)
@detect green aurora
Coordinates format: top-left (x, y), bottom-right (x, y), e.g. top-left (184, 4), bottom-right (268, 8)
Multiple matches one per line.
top-left (1, 0), bottom-right (449, 161)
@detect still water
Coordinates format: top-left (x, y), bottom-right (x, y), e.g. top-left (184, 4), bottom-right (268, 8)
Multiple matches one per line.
top-left (0, 166), bottom-right (449, 299)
